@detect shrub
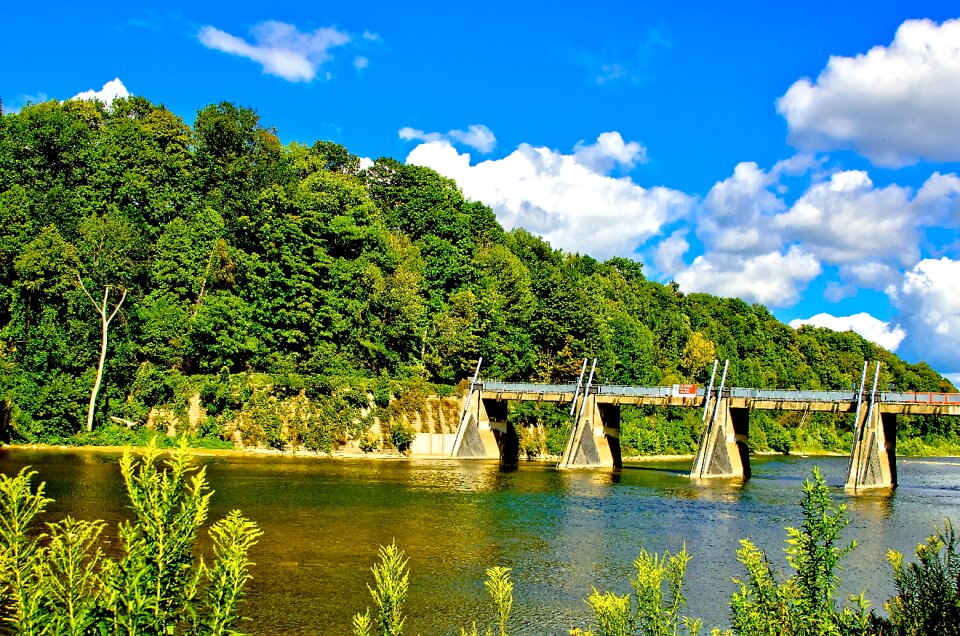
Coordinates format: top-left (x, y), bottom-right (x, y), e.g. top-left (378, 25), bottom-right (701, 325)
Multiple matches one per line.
top-left (389, 423), bottom-right (416, 454)
top-left (518, 426), bottom-right (547, 459)
top-left (462, 567), bottom-right (515, 636)
top-left (0, 439), bottom-right (262, 635)
top-left (765, 422), bottom-right (792, 455)
top-left (571, 545), bottom-right (704, 636)
top-left (353, 543), bottom-right (410, 636)
top-left (359, 432), bottom-right (383, 453)
top-left (881, 519), bottom-right (960, 635)
top-left (729, 467), bottom-right (871, 635)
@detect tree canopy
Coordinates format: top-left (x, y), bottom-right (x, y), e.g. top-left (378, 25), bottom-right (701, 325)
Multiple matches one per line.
top-left (0, 96), bottom-right (951, 442)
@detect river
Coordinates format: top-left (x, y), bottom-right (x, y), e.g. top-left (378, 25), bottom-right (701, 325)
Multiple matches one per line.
top-left (1, 448), bottom-right (958, 634)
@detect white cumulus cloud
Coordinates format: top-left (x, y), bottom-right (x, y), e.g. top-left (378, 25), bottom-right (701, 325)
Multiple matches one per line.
top-left (70, 78), bottom-right (130, 103)
top-left (652, 230), bottom-right (690, 276)
top-left (789, 312), bottom-right (906, 351)
top-left (889, 258), bottom-right (960, 368)
top-left (404, 134), bottom-right (692, 259)
top-left (663, 155), bottom-right (960, 309)
top-left (774, 170), bottom-right (920, 265)
top-left (400, 124), bottom-right (496, 154)
top-left (673, 246), bottom-right (821, 307)
top-left (573, 131), bottom-right (648, 172)
top-left (198, 21), bottom-right (351, 82)
top-left (777, 18), bottom-right (960, 166)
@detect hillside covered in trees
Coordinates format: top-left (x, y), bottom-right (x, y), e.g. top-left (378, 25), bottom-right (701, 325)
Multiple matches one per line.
top-left (0, 97), bottom-right (956, 453)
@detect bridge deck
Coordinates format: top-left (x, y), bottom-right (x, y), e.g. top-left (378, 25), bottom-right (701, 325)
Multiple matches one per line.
top-left (478, 382), bottom-right (960, 415)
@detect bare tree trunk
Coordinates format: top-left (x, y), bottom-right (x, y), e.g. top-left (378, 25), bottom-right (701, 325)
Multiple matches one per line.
top-left (77, 275), bottom-right (127, 432)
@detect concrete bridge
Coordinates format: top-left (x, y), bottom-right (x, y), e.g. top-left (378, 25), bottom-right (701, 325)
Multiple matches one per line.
top-left (449, 359), bottom-right (960, 492)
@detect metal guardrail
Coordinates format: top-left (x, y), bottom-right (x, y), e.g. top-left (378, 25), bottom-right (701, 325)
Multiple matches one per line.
top-left (599, 385), bottom-right (705, 397)
top-left (479, 381), bottom-right (960, 406)
top-left (728, 388), bottom-right (855, 402)
top-left (482, 382), bottom-right (577, 394)
top-left (880, 391), bottom-right (960, 405)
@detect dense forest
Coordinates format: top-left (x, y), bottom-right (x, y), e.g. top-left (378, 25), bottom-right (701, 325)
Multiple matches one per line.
top-left (0, 97), bottom-right (956, 454)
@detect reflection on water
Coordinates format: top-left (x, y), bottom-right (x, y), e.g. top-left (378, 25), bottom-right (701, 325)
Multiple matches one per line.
top-left (1, 449), bottom-right (959, 635)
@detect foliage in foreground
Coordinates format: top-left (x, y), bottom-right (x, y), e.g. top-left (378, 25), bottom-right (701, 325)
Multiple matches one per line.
top-left (571, 546), bottom-right (706, 636)
top-left (355, 470), bottom-right (958, 636)
top-left (0, 440), bottom-right (262, 635)
top-left (882, 518), bottom-right (960, 635)
top-left (729, 467), bottom-right (872, 635)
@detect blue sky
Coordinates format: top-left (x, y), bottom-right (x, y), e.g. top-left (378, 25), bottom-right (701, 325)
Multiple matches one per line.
top-left (5, 2), bottom-right (960, 378)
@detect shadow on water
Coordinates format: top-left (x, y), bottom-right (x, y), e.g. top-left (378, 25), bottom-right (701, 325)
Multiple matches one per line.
top-left (621, 464), bottom-right (690, 477)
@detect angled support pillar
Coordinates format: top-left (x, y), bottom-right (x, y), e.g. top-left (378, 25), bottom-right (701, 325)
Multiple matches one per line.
top-left (690, 397), bottom-right (749, 480)
top-left (451, 359), bottom-right (500, 459)
top-left (845, 361), bottom-right (895, 491)
top-left (450, 383), bottom-right (502, 459)
top-left (691, 360), bottom-right (747, 480)
top-left (557, 390), bottom-right (621, 469)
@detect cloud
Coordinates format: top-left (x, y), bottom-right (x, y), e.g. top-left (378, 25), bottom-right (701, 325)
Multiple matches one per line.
top-left (448, 125), bottom-right (497, 154)
top-left (404, 134), bottom-right (692, 259)
top-left (577, 25), bottom-right (672, 85)
top-left (198, 21), bottom-right (351, 82)
top-left (699, 161), bottom-right (786, 255)
top-left (662, 154), bottom-right (960, 310)
top-left (889, 257), bottom-right (960, 368)
top-left (400, 124), bottom-right (496, 154)
top-left (7, 91), bottom-right (49, 113)
top-left (353, 56), bottom-right (369, 70)
top-left (70, 78), bottom-right (130, 103)
top-left (652, 230), bottom-right (690, 276)
top-left (774, 170), bottom-right (920, 265)
top-left (358, 157), bottom-right (374, 170)
top-left (777, 18), bottom-right (960, 166)
top-left (790, 312), bottom-right (906, 351)
top-left (673, 247), bottom-right (821, 307)
top-left (573, 131), bottom-right (648, 172)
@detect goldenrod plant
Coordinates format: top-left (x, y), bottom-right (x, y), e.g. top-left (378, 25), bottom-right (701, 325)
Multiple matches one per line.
top-left (0, 439), bottom-right (261, 635)
top-left (882, 519), bottom-right (960, 635)
top-left (571, 546), bottom-right (705, 636)
top-left (729, 467), bottom-right (872, 636)
top-left (354, 542), bottom-right (410, 636)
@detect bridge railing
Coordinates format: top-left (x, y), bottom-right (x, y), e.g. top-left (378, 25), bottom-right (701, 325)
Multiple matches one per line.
top-left (599, 385), bottom-right (705, 397)
top-left (728, 388), bottom-right (855, 402)
top-left (481, 381), bottom-right (578, 394)
top-left (478, 381), bottom-right (960, 406)
top-left (880, 391), bottom-right (960, 405)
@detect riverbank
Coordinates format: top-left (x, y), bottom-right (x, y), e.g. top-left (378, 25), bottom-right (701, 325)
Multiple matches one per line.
top-left (3, 442), bottom-right (953, 463)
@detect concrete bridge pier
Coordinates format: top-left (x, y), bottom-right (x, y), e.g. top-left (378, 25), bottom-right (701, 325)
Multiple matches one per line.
top-left (690, 397), bottom-right (750, 480)
top-left (451, 381), bottom-right (497, 458)
top-left (845, 407), bottom-right (896, 491)
top-left (450, 382), bottom-right (518, 461)
top-left (558, 392), bottom-right (622, 469)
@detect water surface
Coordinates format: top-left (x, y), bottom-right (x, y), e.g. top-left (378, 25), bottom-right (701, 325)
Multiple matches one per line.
top-left (2, 449), bottom-right (958, 635)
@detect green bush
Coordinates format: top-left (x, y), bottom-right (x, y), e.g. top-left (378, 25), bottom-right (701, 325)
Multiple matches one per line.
top-left (572, 546), bottom-right (704, 636)
top-left (389, 423), bottom-right (416, 454)
top-left (359, 432), bottom-right (382, 453)
top-left (0, 439), bottom-right (261, 635)
top-left (765, 422), bottom-right (792, 455)
top-left (729, 467), bottom-right (871, 635)
top-left (881, 519), bottom-right (960, 635)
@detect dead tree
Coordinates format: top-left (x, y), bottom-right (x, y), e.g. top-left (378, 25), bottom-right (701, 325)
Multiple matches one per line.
top-left (77, 274), bottom-right (127, 432)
